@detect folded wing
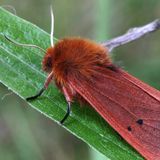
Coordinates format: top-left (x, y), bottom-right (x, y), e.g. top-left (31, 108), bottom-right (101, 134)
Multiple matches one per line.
top-left (69, 66), bottom-right (160, 160)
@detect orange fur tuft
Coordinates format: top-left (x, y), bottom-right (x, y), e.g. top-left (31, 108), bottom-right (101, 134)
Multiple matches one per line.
top-left (43, 38), bottom-right (111, 85)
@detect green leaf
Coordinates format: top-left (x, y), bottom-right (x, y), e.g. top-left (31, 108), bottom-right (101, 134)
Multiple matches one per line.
top-left (0, 8), bottom-right (144, 160)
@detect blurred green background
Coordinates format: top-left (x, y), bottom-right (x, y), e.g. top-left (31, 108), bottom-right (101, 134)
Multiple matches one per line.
top-left (0, 0), bottom-right (160, 160)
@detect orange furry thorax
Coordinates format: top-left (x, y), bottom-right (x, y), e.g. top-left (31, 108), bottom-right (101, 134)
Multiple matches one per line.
top-left (42, 38), bottom-right (111, 85)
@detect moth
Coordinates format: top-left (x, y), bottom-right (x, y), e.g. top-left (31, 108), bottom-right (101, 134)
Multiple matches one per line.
top-left (4, 7), bottom-right (160, 160)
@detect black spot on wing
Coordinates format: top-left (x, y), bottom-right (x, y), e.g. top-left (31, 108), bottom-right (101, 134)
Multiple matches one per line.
top-left (136, 119), bottom-right (143, 125)
top-left (127, 126), bottom-right (132, 131)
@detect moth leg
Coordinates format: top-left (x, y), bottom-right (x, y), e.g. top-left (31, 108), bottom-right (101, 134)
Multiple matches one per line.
top-left (60, 86), bottom-right (73, 124)
top-left (60, 101), bottom-right (71, 124)
top-left (26, 71), bottom-right (53, 101)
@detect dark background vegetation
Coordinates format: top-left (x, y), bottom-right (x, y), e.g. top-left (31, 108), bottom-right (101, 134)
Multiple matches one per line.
top-left (0, 0), bottom-right (160, 160)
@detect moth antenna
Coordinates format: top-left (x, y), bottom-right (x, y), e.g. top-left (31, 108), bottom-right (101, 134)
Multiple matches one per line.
top-left (50, 5), bottom-right (54, 47)
top-left (2, 34), bottom-right (46, 53)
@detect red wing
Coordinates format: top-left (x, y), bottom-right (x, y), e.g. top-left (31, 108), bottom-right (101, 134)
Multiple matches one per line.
top-left (69, 66), bottom-right (160, 160)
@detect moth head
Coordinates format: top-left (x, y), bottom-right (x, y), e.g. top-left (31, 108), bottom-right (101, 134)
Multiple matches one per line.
top-left (42, 47), bottom-right (54, 72)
